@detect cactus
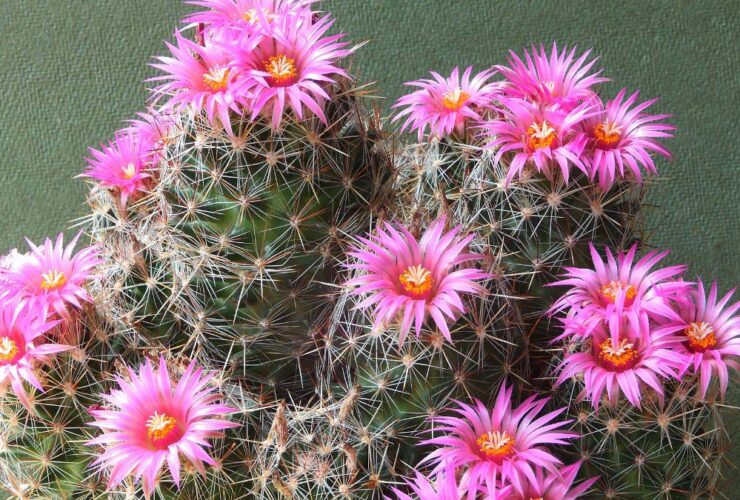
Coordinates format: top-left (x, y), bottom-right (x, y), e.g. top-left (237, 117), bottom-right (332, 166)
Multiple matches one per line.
top-left (84, 26), bottom-right (393, 398)
top-left (0, 3), bottom-right (735, 500)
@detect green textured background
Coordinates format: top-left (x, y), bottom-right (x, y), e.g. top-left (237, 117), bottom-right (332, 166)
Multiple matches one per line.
top-left (0, 0), bottom-right (737, 281)
top-left (0, 0), bottom-right (738, 487)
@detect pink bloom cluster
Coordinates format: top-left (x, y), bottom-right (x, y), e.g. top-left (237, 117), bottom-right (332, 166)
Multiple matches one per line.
top-left (0, 234), bottom-right (100, 410)
top-left (86, 357), bottom-right (238, 498)
top-left (345, 217), bottom-right (488, 346)
top-left (488, 44), bottom-right (675, 189)
top-left (152, 0), bottom-right (350, 132)
top-left (551, 244), bottom-right (739, 408)
top-left (393, 43), bottom-right (674, 190)
top-left (400, 383), bottom-right (595, 499)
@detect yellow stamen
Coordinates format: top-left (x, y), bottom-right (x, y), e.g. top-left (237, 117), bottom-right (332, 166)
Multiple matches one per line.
top-left (442, 87), bottom-right (470, 111)
top-left (40, 270), bottom-right (67, 291)
top-left (203, 66), bottom-right (230, 91)
top-left (593, 121), bottom-right (622, 146)
top-left (598, 338), bottom-right (638, 369)
top-left (685, 321), bottom-right (717, 352)
top-left (242, 8), bottom-right (275, 24)
top-left (399, 265), bottom-right (433, 296)
top-left (0, 337), bottom-right (18, 363)
top-left (477, 430), bottom-right (516, 459)
top-left (146, 412), bottom-right (178, 443)
top-left (264, 54), bottom-right (298, 85)
top-left (526, 121), bottom-right (557, 150)
top-left (600, 281), bottom-right (637, 304)
top-left (121, 163), bottom-right (137, 180)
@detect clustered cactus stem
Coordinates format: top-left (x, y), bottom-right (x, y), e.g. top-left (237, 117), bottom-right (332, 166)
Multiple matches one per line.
top-left (0, 2), bottom-right (736, 499)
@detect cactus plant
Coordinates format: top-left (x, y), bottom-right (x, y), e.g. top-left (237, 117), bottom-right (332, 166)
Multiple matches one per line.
top-left (0, 2), bottom-right (736, 500)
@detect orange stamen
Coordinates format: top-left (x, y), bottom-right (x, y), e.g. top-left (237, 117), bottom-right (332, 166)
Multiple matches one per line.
top-left (399, 265), bottom-right (433, 297)
top-left (598, 338), bottom-right (638, 370)
top-left (264, 55), bottom-right (298, 85)
top-left (477, 430), bottom-right (516, 459)
top-left (593, 121), bottom-right (622, 147)
top-left (600, 281), bottom-right (637, 304)
top-left (121, 163), bottom-right (137, 180)
top-left (146, 412), bottom-right (178, 443)
top-left (203, 67), bottom-right (230, 91)
top-left (526, 121), bottom-right (556, 150)
top-left (0, 337), bottom-right (18, 363)
top-left (40, 270), bottom-right (67, 291)
top-left (442, 87), bottom-right (470, 111)
top-left (684, 321), bottom-right (717, 352)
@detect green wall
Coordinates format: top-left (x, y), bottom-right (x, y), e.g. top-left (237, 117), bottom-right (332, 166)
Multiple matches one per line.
top-left (0, 0), bottom-right (737, 284)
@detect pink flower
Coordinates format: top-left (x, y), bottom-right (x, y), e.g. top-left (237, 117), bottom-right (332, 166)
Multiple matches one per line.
top-left (555, 316), bottom-right (683, 409)
top-left (496, 43), bottom-right (607, 110)
top-left (229, 14), bottom-right (350, 129)
top-left (499, 461), bottom-right (597, 500)
top-left (390, 467), bottom-right (479, 500)
top-left (81, 131), bottom-right (154, 206)
top-left (420, 384), bottom-right (577, 498)
top-left (0, 298), bottom-right (68, 411)
top-left (583, 89), bottom-right (674, 190)
top-left (392, 66), bottom-right (499, 141)
top-left (185, 0), bottom-right (315, 38)
top-left (151, 32), bottom-right (247, 135)
top-left (1, 233), bottom-right (101, 319)
top-left (659, 280), bottom-right (739, 400)
top-left (87, 357), bottom-right (238, 498)
top-left (126, 111), bottom-right (180, 157)
top-left (481, 97), bottom-right (592, 185)
top-left (345, 217), bottom-right (487, 345)
top-left (550, 244), bottom-right (687, 342)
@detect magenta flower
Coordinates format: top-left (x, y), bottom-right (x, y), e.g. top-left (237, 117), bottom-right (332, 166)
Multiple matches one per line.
top-left (345, 218), bottom-right (487, 345)
top-left (420, 384), bottom-right (577, 497)
top-left (87, 357), bottom-right (238, 498)
top-left (481, 97), bottom-right (592, 185)
top-left (390, 467), bottom-right (477, 500)
top-left (126, 111), bottom-right (180, 156)
top-left (0, 299), bottom-right (68, 411)
top-left (229, 14), bottom-right (350, 129)
top-left (499, 461), bottom-right (597, 500)
top-left (550, 244), bottom-right (687, 342)
top-left (392, 66), bottom-right (499, 141)
top-left (660, 280), bottom-right (739, 400)
top-left (583, 89), bottom-right (675, 190)
top-left (1, 233), bottom-right (101, 320)
top-left (151, 32), bottom-right (247, 135)
top-left (555, 316), bottom-right (683, 409)
top-left (185, 0), bottom-right (315, 38)
top-left (496, 43), bottom-right (607, 110)
top-left (81, 131), bottom-right (154, 206)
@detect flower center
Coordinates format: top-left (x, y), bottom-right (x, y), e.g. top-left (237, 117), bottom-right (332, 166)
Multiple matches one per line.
top-left (0, 337), bottom-right (19, 364)
top-left (121, 163), bottom-right (137, 180)
top-left (598, 338), bottom-right (638, 371)
top-left (399, 265), bottom-right (433, 297)
top-left (526, 121), bottom-right (557, 150)
top-left (242, 7), bottom-right (276, 24)
top-left (593, 121), bottom-right (622, 148)
top-left (477, 431), bottom-right (516, 459)
top-left (684, 321), bottom-right (717, 353)
top-left (40, 270), bottom-right (67, 291)
top-left (146, 412), bottom-right (179, 446)
top-left (264, 54), bottom-right (298, 86)
top-left (600, 281), bottom-right (637, 306)
top-left (441, 87), bottom-right (470, 111)
top-left (203, 66), bottom-right (230, 91)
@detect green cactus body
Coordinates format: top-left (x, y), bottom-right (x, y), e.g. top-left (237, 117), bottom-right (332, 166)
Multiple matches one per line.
top-left (559, 379), bottom-right (729, 499)
top-left (87, 76), bottom-right (393, 396)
